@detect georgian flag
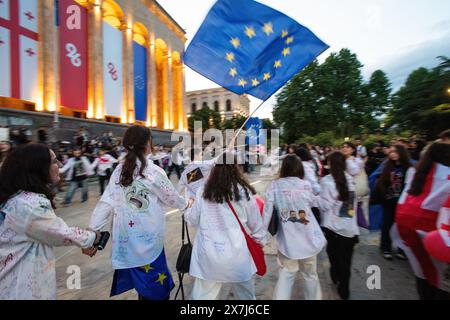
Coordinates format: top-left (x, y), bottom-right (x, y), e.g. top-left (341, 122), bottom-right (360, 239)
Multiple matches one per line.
top-left (0, 0), bottom-right (39, 103)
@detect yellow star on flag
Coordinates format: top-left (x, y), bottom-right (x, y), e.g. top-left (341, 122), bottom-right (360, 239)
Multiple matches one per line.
top-left (155, 272), bottom-right (167, 286)
top-left (244, 26), bottom-right (256, 39)
top-left (262, 22), bottom-right (274, 36)
top-left (142, 264), bottom-right (154, 273)
top-left (286, 36), bottom-right (294, 45)
top-left (230, 37), bottom-right (240, 49)
top-left (238, 78), bottom-right (247, 87)
top-left (282, 47), bottom-right (291, 57)
top-left (252, 78), bottom-right (260, 87)
top-left (281, 30), bottom-right (289, 38)
top-left (263, 73), bottom-right (271, 81)
top-left (226, 52), bottom-right (235, 62)
top-left (229, 67), bottom-right (237, 77)
top-left (274, 60), bottom-right (282, 68)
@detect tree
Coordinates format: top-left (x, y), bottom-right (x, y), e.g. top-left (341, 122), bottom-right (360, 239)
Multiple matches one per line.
top-left (389, 56), bottom-right (450, 138)
top-left (367, 70), bottom-right (392, 116)
top-left (188, 106), bottom-right (221, 132)
top-left (273, 48), bottom-right (380, 143)
top-left (222, 115), bottom-right (248, 130)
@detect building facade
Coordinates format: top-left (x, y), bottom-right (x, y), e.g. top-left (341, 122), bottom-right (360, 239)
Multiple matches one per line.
top-left (187, 87), bottom-right (250, 121)
top-left (0, 0), bottom-right (188, 131)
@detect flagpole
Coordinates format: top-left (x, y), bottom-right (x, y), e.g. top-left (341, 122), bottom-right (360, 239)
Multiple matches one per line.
top-left (226, 97), bottom-right (270, 151)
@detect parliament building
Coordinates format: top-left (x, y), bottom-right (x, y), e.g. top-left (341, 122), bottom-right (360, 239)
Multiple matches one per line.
top-left (0, 0), bottom-right (188, 140)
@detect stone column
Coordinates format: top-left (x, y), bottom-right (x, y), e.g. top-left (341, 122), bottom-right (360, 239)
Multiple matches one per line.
top-left (40, 0), bottom-right (58, 112)
top-left (167, 50), bottom-right (173, 130)
top-left (88, 4), bottom-right (104, 119)
top-left (122, 25), bottom-right (134, 124)
top-left (148, 38), bottom-right (157, 127)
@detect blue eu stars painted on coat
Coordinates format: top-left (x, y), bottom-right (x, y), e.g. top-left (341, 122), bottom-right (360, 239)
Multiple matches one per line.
top-left (184, 0), bottom-right (329, 101)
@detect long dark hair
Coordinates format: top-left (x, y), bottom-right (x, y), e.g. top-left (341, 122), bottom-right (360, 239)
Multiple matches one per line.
top-left (0, 143), bottom-right (55, 208)
top-left (295, 147), bottom-right (313, 162)
top-left (120, 125), bottom-right (152, 187)
top-left (328, 151), bottom-right (349, 202)
top-left (280, 154), bottom-right (305, 179)
top-left (0, 141), bottom-right (12, 164)
top-left (408, 143), bottom-right (450, 196)
top-left (376, 144), bottom-right (411, 195)
top-left (342, 142), bottom-right (357, 157)
top-left (203, 153), bottom-right (256, 203)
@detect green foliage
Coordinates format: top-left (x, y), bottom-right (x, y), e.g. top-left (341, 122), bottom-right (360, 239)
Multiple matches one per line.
top-left (222, 115), bottom-right (248, 130)
top-left (389, 56), bottom-right (450, 139)
top-left (274, 49), bottom-right (386, 143)
top-left (188, 106), bottom-right (222, 132)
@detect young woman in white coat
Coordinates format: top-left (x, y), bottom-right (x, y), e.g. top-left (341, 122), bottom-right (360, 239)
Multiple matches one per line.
top-left (263, 155), bottom-right (326, 300)
top-left (185, 153), bottom-right (266, 300)
top-left (318, 151), bottom-right (359, 300)
top-left (86, 125), bottom-right (191, 300)
top-left (0, 144), bottom-right (101, 300)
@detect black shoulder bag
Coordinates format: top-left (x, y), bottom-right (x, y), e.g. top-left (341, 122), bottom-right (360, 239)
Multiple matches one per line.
top-left (174, 216), bottom-right (192, 300)
top-left (268, 206), bottom-right (279, 236)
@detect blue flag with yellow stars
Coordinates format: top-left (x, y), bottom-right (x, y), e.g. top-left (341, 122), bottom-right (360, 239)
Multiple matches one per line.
top-left (110, 249), bottom-right (174, 300)
top-left (184, 0), bottom-right (329, 101)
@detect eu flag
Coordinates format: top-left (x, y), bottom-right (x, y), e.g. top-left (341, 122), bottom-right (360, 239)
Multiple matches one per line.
top-left (184, 0), bottom-right (329, 101)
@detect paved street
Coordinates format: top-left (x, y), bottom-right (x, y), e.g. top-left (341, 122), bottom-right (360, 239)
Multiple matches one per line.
top-left (54, 169), bottom-right (419, 300)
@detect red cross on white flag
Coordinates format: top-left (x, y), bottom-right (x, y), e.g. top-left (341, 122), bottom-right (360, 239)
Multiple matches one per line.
top-left (0, 0), bottom-right (39, 103)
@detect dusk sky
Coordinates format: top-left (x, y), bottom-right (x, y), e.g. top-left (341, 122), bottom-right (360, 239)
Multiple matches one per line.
top-left (157, 0), bottom-right (450, 119)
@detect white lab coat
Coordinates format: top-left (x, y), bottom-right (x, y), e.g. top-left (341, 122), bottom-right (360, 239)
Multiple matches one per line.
top-left (0, 192), bottom-right (95, 300)
top-left (318, 174), bottom-right (360, 238)
top-left (91, 154), bottom-right (118, 176)
top-left (59, 156), bottom-right (94, 181)
top-left (263, 177), bottom-right (326, 260)
top-left (179, 159), bottom-right (216, 198)
top-left (185, 186), bottom-right (267, 283)
top-left (89, 161), bottom-right (188, 270)
top-left (303, 161), bottom-right (321, 195)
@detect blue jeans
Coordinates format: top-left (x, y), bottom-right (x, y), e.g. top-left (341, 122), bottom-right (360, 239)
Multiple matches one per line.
top-left (64, 180), bottom-right (88, 204)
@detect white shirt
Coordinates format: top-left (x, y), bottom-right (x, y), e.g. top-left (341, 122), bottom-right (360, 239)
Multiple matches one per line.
top-left (59, 156), bottom-right (94, 180)
top-left (185, 186), bottom-right (266, 283)
top-left (263, 177), bottom-right (326, 260)
top-left (0, 192), bottom-right (95, 300)
top-left (179, 159), bottom-right (215, 198)
top-left (89, 161), bottom-right (188, 270)
top-left (319, 174), bottom-right (360, 238)
top-left (91, 154), bottom-right (118, 176)
top-left (357, 145), bottom-right (367, 159)
top-left (346, 157), bottom-right (364, 187)
top-left (302, 161), bottom-right (321, 195)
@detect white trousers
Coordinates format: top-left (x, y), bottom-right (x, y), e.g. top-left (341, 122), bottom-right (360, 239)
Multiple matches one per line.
top-left (191, 277), bottom-right (256, 300)
top-left (273, 251), bottom-right (322, 300)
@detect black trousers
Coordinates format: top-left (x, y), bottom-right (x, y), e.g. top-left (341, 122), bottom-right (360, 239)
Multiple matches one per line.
top-left (381, 199), bottom-right (398, 252)
top-left (98, 175), bottom-right (109, 195)
top-left (168, 164), bottom-right (182, 180)
top-left (324, 228), bottom-right (358, 300)
top-left (416, 277), bottom-right (450, 300)
top-left (311, 207), bottom-right (321, 225)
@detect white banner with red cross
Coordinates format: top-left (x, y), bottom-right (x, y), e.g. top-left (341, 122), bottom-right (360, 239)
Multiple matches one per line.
top-left (0, 0), bottom-right (39, 103)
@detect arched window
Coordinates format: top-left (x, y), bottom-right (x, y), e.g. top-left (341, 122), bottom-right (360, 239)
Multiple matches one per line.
top-left (226, 99), bottom-right (232, 112)
top-left (202, 102), bottom-right (208, 109)
top-left (192, 103), bottom-right (197, 113)
top-left (214, 101), bottom-right (220, 112)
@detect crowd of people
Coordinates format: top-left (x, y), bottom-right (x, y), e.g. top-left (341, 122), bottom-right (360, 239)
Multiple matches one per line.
top-left (0, 125), bottom-right (449, 301)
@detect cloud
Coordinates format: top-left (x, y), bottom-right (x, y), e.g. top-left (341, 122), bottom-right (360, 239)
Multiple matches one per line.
top-left (365, 30), bottom-right (450, 91)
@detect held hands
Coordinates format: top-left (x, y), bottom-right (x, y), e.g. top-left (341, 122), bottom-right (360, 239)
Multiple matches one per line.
top-left (81, 230), bottom-right (101, 258)
top-left (187, 198), bottom-right (195, 208)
